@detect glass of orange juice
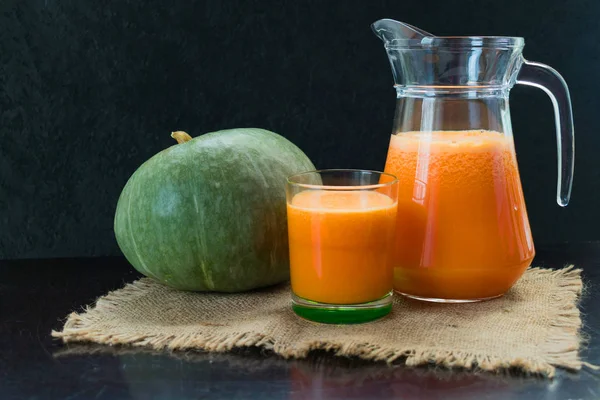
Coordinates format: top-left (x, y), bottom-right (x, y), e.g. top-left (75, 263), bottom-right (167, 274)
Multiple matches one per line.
top-left (286, 169), bottom-right (399, 324)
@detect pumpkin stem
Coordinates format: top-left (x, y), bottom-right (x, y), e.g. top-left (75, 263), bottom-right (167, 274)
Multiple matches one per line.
top-left (171, 131), bottom-right (193, 144)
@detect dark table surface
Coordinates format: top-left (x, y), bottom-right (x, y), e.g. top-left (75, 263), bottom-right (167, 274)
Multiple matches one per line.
top-left (2, 243), bottom-right (600, 400)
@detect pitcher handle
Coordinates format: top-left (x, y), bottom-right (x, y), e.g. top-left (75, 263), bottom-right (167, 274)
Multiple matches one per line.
top-left (516, 60), bottom-right (575, 207)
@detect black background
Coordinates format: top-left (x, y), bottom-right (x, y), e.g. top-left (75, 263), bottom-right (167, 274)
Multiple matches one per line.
top-left (2, 0), bottom-right (599, 260)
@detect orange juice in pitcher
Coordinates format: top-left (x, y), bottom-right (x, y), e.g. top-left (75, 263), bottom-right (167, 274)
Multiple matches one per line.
top-left (385, 130), bottom-right (534, 300)
top-left (372, 19), bottom-right (575, 301)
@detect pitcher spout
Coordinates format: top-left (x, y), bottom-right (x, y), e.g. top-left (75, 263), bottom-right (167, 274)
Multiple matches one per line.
top-left (371, 19), bottom-right (433, 47)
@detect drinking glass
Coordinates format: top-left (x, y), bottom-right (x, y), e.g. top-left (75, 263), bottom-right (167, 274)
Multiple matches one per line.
top-left (286, 169), bottom-right (398, 324)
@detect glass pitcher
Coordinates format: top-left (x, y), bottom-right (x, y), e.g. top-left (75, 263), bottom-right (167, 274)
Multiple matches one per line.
top-left (372, 19), bottom-right (574, 302)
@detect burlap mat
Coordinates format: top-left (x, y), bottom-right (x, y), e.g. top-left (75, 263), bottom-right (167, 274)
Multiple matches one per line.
top-left (53, 266), bottom-right (587, 378)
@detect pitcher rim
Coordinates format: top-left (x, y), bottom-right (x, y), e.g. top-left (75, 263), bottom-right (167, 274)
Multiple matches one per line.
top-left (384, 36), bottom-right (525, 50)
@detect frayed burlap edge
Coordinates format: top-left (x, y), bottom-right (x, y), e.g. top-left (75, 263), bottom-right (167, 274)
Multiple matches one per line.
top-left (52, 266), bottom-right (596, 378)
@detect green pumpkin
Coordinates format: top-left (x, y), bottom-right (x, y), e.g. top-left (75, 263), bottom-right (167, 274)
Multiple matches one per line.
top-left (114, 128), bottom-right (316, 292)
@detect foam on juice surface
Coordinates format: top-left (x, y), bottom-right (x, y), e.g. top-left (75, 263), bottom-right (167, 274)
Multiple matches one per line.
top-left (291, 190), bottom-right (395, 212)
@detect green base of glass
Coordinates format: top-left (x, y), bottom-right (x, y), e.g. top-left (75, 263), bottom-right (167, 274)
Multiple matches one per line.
top-left (291, 292), bottom-right (393, 324)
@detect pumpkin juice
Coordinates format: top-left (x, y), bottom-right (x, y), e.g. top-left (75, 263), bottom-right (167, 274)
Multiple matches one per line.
top-left (384, 130), bottom-right (535, 300)
top-left (287, 190), bottom-right (397, 304)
